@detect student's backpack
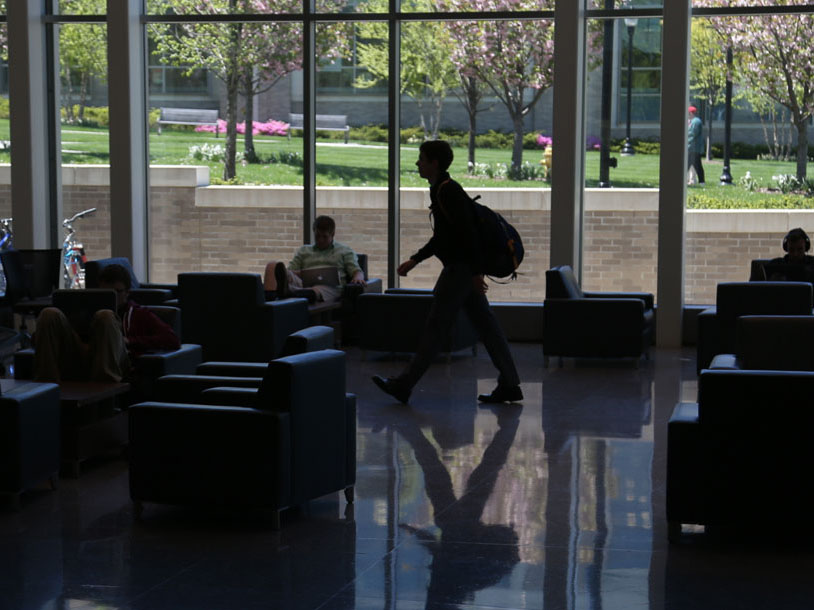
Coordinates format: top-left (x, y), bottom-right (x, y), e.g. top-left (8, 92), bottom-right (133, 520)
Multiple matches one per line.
top-left (469, 194), bottom-right (524, 280)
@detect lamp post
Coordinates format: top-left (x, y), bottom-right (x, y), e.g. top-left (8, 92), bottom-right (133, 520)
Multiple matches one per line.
top-left (621, 17), bottom-right (637, 156)
top-left (599, 0), bottom-right (617, 187)
top-left (720, 45), bottom-right (734, 185)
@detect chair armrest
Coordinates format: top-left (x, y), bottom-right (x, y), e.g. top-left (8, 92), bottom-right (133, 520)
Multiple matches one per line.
top-left (584, 291), bottom-right (654, 310)
top-left (708, 354), bottom-right (740, 369)
top-left (200, 386), bottom-right (259, 407)
top-left (135, 344), bottom-right (203, 377)
top-left (259, 298), bottom-right (310, 359)
top-left (196, 362), bottom-right (269, 377)
top-left (697, 308), bottom-right (721, 373)
top-left (281, 325), bottom-right (335, 355)
top-left (667, 402), bottom-right (703, 525)
top-left (155, 374), bottom-right (263, 403)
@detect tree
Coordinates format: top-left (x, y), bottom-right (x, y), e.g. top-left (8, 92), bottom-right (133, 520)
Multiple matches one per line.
top-left (59, 0), bottom-right (108, 124)
top-left (452, 74), bottom-right (491, 167)
top-left (354, 0), bottom-right (459, 141)
top-left (698, 1), bottom-right (814, 180)
top-left (690, 20), bottom-right (729, 160)
top-left (151, 0), bottom-right (346, 180)
top-left (439, 0), bottom-right (556, 175)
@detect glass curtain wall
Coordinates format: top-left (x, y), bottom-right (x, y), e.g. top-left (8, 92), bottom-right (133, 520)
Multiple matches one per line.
top-left (686, 4), bottom-right (814, 304)
top-left (55, 3), bottom-right (111, 268)
top-left (0, 2), bottom-right (8, 286)
top-left (581, 12), bottom-right (663, 297)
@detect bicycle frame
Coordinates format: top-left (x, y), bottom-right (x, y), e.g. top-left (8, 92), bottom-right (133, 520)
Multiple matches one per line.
top-left (62, 208), bottom-right (96, 289)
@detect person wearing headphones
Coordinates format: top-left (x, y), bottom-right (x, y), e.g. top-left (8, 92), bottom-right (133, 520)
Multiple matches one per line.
top-left (764, 228), bottom-right (814, 281)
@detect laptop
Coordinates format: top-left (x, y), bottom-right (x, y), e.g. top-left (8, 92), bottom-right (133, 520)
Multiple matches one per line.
top-left (51, 289), bottom-right (117, 342)
top-left (299, 266), bottom-right (341, 288)
top-left (760, 262), bottom-right (814, 283)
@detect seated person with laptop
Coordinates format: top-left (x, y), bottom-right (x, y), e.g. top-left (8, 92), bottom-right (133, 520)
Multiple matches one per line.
top-left (263, 215), bottom-right (366, 303)
top-left (762, 227), bottom-right (814, 283)
top-left (33, 263), bottom-right (180, 383)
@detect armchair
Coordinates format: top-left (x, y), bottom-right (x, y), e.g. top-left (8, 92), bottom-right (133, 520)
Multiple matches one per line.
top-left (543, 265), bottom-right (654, 366)
top-left (696, 281), bottom-right (813, 372)
top-left (667, 369), bottom-right (814, 540)
top-left (128, 349), bottom-right (356, 529)
top-left (709, 315), bottom-right (814, 371)
top-left (0, 380), bottom-right (61, 509)
top-left (84, 257), bottom-right (175, 305)
top-left (13, 292), bottom-right (202, 401)
top-left (178, 272), bottom-right (309, 362)
top-left (356, 289), bottom-right (477, 358)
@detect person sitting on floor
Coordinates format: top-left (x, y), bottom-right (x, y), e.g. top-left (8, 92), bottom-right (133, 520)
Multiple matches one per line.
top-left (33, 263), bottom-right (180, 383)
top-left (263, 215), bottom-right (366, 303)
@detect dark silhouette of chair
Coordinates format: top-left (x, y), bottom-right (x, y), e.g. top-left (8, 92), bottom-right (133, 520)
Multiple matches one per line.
top-left (543, 265), bottom-right (654, 366)
top-left (696, 281), bottom-right (813, 372)
top-left (0, 248), bottom-right (61, 349)
top-left (667, 369), bottom-right (814, 540)
top-left (708, 315), bottom-right (814, 371)
top-left (0, 380), bottom-right (61, 510)
top-left (84, 257), bottom-right (176, 305)
top-left (178, 272), bottom-right (309, 362)
top-left (128, 349), bottom-right (355, 529)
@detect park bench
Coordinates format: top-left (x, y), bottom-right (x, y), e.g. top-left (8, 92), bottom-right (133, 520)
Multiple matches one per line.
top-left (157, 107), bottom-right (220, 136)
top-left (288, 113), bottom-right (350, 143)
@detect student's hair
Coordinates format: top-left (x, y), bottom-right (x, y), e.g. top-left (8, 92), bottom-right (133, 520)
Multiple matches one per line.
top-left (419, 140), bottom-right (454, 172)
top-left (783, 227), bottom-right (811, 252)
top-left (313, 215), bottom-right (336, 234)
top-left (98, 263), bottom-right (132, 290)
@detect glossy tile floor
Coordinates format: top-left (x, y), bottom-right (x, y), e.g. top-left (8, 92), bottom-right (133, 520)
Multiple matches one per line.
top-left (3, 344), bottom-right (814, 609)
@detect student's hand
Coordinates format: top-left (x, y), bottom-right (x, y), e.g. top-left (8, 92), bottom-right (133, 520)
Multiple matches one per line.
top-left (398, 259), bottom-right (417, 276)
top-left (350, 271), bottom-right (366, 285)
top-left (473, 274), bottom-right (487, 294)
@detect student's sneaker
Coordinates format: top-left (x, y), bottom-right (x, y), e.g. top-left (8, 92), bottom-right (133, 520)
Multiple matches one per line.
top-left (478, 385), bottom-right (523, 404)
top-left (372, 375), bottom-right (411, 405)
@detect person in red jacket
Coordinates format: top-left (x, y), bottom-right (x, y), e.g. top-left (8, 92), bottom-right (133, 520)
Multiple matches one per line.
top-left (33, 263), bottom-right (180, 382)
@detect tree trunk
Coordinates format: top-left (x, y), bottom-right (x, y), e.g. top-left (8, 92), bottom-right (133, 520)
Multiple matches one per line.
top-left (223, 18), bottom-right (242, 181)
top-left (468, 111), bottom-right (477, 169)
top-left (796, 118), bottom-right (808, 180)
top-left (511, 114), bottom-right (525, 175)
top-left (243, 66), bottom-right (258, 163)
top-left (79, 72), bottom-right (88, 122)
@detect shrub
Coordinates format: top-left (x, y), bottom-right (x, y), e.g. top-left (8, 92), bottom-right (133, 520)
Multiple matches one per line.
top-left (687, 192), bottom-right (812, 209)
top-left (738, 171), bottom-right (760, 192)
top-left (0, 97), bottom-right (9, 119)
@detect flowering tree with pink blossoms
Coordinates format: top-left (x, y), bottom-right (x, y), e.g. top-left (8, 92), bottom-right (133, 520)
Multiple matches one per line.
top-left (697, 1), bottom-right (814, 179)
top-left (439, 0), bottom-right (556, 174)
top-left (151, 0), bottom-right (346, 179)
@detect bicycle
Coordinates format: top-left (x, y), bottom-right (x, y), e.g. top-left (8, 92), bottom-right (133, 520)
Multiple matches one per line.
top-left (62, 208), bottom-right (96, 289)
top-left (0, 217), bottom-right (13, 298)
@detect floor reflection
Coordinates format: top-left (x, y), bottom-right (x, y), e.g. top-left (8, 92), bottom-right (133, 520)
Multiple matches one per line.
top-left (3, 345), bottom-right (814, 609)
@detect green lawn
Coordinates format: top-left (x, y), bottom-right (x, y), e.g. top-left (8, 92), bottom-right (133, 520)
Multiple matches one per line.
top-left (3, 120), bottom-right (811, 207)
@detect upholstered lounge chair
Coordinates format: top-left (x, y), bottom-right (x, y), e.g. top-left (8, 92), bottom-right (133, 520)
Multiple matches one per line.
top-left (84, 257), bottom-right (176, 305)
top-left (178, 272), bottom-right (309, 362)
top-left (543, 265), bottom-right (654, 366)
top-left (667, 369), bottom-right (814, 540)
top-left (128, 349), bottom-right (356, 529)
top-left (695, 281), bottom-right (813, 372)
top-left (708, 315), bottom-right (814, 371)
top-left (0, 380), bottom-right (61, 509)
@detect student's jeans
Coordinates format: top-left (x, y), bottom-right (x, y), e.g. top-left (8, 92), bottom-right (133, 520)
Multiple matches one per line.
top-left (397, 262), bottom-right (520, 390)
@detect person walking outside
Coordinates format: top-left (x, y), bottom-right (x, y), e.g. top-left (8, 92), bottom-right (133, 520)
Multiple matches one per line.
top-left (687, 105), bottom-right (705, 185)
top-left (372, 140), bottom-right (522, 405)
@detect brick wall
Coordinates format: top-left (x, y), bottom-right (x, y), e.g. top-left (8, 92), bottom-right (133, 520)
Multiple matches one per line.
top-left (4, 165), bottom-right (813, 305)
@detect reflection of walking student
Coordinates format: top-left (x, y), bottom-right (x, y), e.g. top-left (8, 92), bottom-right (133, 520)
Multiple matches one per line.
top-left (687, 105), bottom-right (705, 185)
top-left (372, 140), bottom-right (522, 405)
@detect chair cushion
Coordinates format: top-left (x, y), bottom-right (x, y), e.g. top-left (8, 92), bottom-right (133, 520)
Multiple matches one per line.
top-left (736, 315), bottom-right (814, 371)
top-left (545, 265), bottom-right (584, 299)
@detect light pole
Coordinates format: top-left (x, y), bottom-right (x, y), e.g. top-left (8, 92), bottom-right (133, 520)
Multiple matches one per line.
top-left (720, 45), bottom-right (734, 185)
top-left (621, 17), bottom-right (637, 156)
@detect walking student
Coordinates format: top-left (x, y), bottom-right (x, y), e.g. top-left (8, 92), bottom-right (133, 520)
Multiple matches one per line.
top-left (372, 140), bottom-right (522, 405)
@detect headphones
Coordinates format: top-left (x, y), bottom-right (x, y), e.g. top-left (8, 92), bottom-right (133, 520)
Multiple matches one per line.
top-left (783, 227), bottom-right (811, 252)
